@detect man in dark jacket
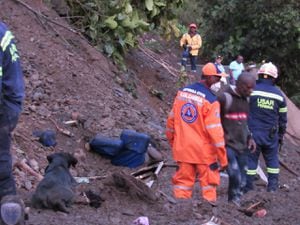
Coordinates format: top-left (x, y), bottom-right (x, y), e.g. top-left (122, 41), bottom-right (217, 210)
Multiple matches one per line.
top-left (218, 72), bottom-right (256, 206)
top-left (246, 62), bottom-right (287, 193)
top-left (0, 21), bottom-right (25, 224)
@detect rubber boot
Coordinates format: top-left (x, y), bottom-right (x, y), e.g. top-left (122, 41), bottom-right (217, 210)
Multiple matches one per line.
top-left (0, 195), bottom-right (25, 225)
top-left (243, 174), bottom-right (255, 194)
top-left (267, 174), bottom-right (279, 192)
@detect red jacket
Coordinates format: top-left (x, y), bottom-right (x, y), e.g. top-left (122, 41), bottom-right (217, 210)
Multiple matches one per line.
top-left (166, 82), bottom-right (227, 167)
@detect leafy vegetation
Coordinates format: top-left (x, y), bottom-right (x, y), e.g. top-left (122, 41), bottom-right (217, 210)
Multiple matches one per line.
top-left (66, 0), bottom-right (182, 69)
top-left (66, 0), bottom-right (299, 104)
top-left (177, 0), bottom-right (300, 104)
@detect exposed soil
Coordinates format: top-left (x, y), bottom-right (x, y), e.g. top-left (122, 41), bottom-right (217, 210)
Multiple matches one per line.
top-left (1, 1), bottom-right (300, 225)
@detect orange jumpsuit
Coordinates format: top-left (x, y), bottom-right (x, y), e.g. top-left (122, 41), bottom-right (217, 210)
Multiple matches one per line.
top-left (166, 82), bottom-right (227, 202)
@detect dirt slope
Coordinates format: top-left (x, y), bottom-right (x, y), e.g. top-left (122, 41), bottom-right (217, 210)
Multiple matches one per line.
top-left (1, 1), bottom-right (300, 225)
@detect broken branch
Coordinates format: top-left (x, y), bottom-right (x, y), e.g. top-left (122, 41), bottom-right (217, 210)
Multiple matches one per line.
top-left (14, 159), bottom-right (43, 181)
top-left (13, 0), bottom-right (79, 34)
top-left (279, 158), bottom-right (298, 177)
top-left (49, 118), bottom-right (74, 137)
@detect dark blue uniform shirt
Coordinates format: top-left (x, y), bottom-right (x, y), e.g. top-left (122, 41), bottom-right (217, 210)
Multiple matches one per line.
top-left (0, 22), bottom-right (24, 113)
top-left (248, 79), bottom-right (287, 137)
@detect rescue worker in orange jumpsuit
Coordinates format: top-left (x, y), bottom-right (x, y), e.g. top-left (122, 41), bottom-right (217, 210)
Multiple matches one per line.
top-left (166, 62), bottom-right (228, 203)
top-left (180, 23), bottom-right (202, 72)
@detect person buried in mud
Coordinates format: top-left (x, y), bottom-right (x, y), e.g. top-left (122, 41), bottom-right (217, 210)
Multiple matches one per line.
top-left (166, 62), bottom-right (228, 205)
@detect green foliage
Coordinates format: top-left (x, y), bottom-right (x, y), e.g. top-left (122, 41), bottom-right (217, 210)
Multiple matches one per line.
top-left (177, 0), bottom-right (300, 99)
top-left (66, 0), bottom-right (183, 69)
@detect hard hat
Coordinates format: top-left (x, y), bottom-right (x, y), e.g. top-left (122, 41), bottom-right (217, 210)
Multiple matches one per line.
top-left (202, 63), bottom-right (228, 77)
top-left (189, 23), bottom-right (197, 29)
top-left (257, 62), bottom-right (278, 78)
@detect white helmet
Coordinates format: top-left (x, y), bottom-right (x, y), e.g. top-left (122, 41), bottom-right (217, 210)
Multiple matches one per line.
top-left (257, 62), bottom-right (278, 78)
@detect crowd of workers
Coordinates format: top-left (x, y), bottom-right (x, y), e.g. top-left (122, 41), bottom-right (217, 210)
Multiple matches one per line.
top-left (167, 23), bottom-right (287, 207)
top-left (0, 19), bottom-right (288, 224)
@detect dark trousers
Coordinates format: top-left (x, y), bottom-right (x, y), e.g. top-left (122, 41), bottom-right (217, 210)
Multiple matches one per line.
top-left (181, 50), bottom-right (197, 71)
top-left (0, 108), bottom-right (19, 200)
top-left (246, 131), bottom-right (279, 191)
top-left (226, 147), bottom-right (248, 201)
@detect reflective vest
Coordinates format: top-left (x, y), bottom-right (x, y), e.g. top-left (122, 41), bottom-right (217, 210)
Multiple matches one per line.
top-left (180, 33), bottom-right (202, 56)
top-left (0, 22), bottom-right (24, 113)
top-left (248, 79), bottom-right (287, 135)
top-left (166, 82), bottom-right (227, 166)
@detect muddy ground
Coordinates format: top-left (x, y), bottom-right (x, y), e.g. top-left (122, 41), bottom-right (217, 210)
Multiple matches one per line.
top-left (1, 1), bottom-right (300, 224)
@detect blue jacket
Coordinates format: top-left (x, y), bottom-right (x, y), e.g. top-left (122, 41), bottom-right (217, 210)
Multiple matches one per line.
top-left (248, 79), bottom-right (287, 138)
top-left (0, 22), bottom-right (24, 113)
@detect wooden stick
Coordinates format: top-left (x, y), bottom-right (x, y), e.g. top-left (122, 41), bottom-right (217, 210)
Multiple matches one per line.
top-left (154, 161), bottom-right (164, 178)
top-left (14, 159), bottom-right (43, 181)
top-left (49, 118), bottom-right (74, 137)
top-left (147, 161), bottom-right (164, 188)
top-left (47, 22), bottom-right (72, 47)
top-left (135, 171), bottom-right (153, 180)
top-left (158, 190), bottom-right (176, 204)
top-left (13, 0), bottom-right (79, 34)
top-left (279, 158), bottom-right (298, 176)
top-left (131, 162), bottom-right (160, 176)
top-left (137, 43), bottom-right (178, 78)
top-left (246, 201), bottom-right (262, 212)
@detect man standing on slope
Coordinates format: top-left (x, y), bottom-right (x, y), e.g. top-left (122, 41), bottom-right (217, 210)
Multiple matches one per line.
top-left (0, 21), bottom-right (25, 225)
top-left (218, 72), bottom-right (256, 206)
top-left (180, 23), bottom-right (202, 73)
top-left (246, 62), bottom-right (287, 192)
top-left (166, 62), bottom-right (228, 204)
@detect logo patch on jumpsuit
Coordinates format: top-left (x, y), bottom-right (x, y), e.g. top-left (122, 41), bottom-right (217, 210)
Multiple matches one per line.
top-left (181, 103), bottom-right (198, 123)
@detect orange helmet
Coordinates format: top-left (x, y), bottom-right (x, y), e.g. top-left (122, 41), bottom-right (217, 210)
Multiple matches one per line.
top-left (202, 63), bottom-right (228, 77)
top-left (189, 23), bottom-right (197, 29)
top-left (257, 62), bottom-right (278, 78)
